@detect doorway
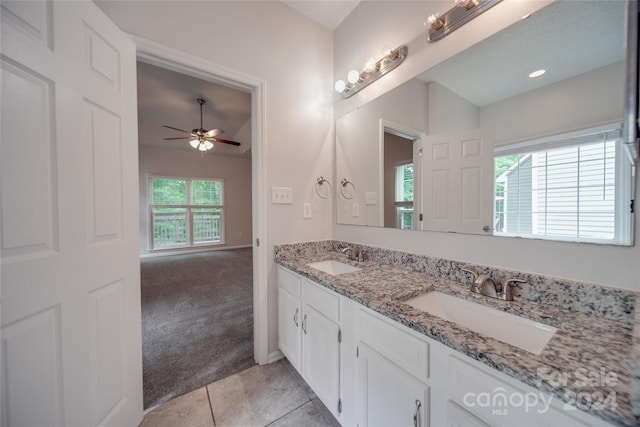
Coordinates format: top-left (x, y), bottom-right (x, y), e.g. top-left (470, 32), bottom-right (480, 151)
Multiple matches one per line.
top-left (133, 39), bottom-right (268, 409)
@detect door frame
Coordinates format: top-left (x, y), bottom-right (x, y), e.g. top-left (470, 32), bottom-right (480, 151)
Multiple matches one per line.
top-left (130, 35), bottom-right (269, 365)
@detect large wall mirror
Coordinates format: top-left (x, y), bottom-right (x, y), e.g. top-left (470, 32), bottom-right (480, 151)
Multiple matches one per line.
top-left (336, 0), bottom-right (637, 246)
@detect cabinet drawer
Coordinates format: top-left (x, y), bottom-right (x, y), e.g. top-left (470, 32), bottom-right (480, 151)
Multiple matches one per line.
top-left (278, 266), bottom-right (301, 298)
top-left (302, 278), bottom-right (340, 322)
top-left (358, 308), bottom-right (429, 383)
top-left (448, 355), bottom-right (605, 427)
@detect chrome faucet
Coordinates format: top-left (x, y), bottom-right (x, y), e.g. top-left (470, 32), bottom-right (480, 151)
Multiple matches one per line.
top-left (461, 268), bottom-right (526, 301)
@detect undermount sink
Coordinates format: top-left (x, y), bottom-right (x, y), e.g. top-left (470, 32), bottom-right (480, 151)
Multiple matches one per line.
top-left (307, 260), bottom-right (362, 275)
top-left (405, 291), bottom-right (557, 355)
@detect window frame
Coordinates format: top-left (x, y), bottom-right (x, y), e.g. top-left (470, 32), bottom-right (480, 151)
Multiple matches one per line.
top-left (493, 123), bottom-right (632, 245)
top-left (394, 161), bottom-right (414, 230)
top-left (148, 175), bottom-right (225, 250)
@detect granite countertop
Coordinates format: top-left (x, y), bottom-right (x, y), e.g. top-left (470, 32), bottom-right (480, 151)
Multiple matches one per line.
top-left (276, 250), bottom-right (635, 427)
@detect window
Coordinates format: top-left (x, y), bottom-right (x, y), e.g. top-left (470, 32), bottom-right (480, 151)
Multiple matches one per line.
top-left (149, 176), bottom-right (224, 249)
top-left (494, 126), bottom-right (631, 244)
top-left (395, 162), bottom-right (414, 230)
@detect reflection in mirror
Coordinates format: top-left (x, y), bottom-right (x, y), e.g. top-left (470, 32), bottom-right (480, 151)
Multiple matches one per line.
top-left (335, 0), bottom-right (635, 246)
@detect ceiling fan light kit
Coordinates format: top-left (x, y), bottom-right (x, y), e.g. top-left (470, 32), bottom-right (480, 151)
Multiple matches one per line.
top-left (163, 98), bottom-right (241, 154)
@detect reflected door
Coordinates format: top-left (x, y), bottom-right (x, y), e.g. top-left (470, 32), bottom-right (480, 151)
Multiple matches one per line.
top-left (420, 128), bottom-right (493, 234)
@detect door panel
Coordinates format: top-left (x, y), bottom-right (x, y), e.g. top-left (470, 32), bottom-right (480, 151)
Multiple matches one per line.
top-left (421, 128), bottom-right (493, 234)
top-left (357, 343), bottom-right (429, 427)
top-left (302, 304), bottom-right (340, 414)
top-left (1, 1), bottom-right (142, 426)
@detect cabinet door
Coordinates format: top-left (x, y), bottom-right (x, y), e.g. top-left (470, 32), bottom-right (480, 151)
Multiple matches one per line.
top-left (302, 304), bottom-right (341, 415)
top-left (447, 400), bottom-right (490, 427)
top-left (278, 288), bottom-right (301, 370)
top-left (357, 343), bottom-right (429, 427)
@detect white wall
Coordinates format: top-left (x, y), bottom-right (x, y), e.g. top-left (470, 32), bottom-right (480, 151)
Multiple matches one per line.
top-left (334, 0), bottom-right (639, 291)
top-left (97, 1), bottom-right (334, 355)
top-left (336, 77), bottom-right (427, 226)
top-left (428, 81), bottom-right (479, 135)
top-left (481, 61), bottom-right (624, 145)
top-left (138, 146), bottom-right (252, 256)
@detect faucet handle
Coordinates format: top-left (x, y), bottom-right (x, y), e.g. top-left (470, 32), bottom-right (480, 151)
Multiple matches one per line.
top-left (461, 268), bottom-right (480, 293)
top-left (461, 268), bottom-right (479, 281)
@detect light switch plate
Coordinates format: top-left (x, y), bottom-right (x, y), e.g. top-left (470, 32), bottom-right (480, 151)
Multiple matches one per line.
top-left (352, 202), bottom-right (359, 217)
top-left (365, 192), bottom-right (378, 205)
top-left (272, 187), bottom-right (293, 204)
top-left (303, 203), bottom-right (312, 219)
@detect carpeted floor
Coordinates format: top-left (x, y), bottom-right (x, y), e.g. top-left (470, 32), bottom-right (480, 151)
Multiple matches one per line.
top-left (140, 248), bottom-right (255, 410)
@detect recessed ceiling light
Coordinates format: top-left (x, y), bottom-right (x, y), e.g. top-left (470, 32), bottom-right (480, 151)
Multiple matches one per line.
top-left (529, 69), bottom-right (546, 78)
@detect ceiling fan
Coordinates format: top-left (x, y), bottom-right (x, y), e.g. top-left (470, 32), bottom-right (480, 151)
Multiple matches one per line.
top-left (163, 98), bottom-right (241, 152)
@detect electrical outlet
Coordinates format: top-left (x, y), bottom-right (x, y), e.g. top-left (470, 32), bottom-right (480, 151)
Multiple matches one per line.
top-left (365, 192), bottom-right (378, 205)
top-left (272, 187), bottom-right (293, 204)
top-left (303, 203), bottom-right (312, 219)
top-left (352, 202), bottom-right (359, 217)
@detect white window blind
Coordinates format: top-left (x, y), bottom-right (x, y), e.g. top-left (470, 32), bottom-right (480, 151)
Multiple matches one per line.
top-left (494, 126), bottom-right (626, 243)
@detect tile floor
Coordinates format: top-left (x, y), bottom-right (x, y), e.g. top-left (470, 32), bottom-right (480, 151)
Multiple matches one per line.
top-left (139, 359), bottom-right (341, 427)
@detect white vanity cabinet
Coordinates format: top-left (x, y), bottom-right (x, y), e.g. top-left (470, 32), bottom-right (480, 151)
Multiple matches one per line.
top-left (277, 266), bottom-right (341, 417)
top-left (278, 266), bottom-right (617, 427)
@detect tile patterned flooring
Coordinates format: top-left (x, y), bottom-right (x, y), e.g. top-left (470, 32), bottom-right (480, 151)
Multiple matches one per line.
top-left (139, 359), bottom-right (341, 427)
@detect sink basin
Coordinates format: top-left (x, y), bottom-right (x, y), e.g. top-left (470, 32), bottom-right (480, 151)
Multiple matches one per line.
top-left (404, 291), bottom-right (557, 355)
top-left (307, 260), bottom-right (361, 275)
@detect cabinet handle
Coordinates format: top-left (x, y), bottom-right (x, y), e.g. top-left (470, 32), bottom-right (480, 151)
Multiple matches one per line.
top-left (413, 400), bottom-right (422, 427)
top-left (302, 314), bottom-right (307, 334)
top-left (293, 308), bottom-right (299, 327)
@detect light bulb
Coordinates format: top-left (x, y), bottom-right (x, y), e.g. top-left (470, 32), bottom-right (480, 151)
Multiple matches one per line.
top-left (347, 69), bottom-right (360, 84)
top-left (204, 140), bottom-right (214, 150)
top-left (198, 143), bottom-right (207, 151)
top-left (364, 59), bottom-right (376, 73)
top-left (427, 14), bottom-right (438, 24)
top-left (190, 139), bottom-right (199, 148)
top-left (335, 79), bottom-right (346, 93)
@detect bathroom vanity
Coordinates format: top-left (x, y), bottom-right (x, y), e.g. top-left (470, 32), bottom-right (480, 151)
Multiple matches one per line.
top-left (275, 241), bottom-right (637, 427)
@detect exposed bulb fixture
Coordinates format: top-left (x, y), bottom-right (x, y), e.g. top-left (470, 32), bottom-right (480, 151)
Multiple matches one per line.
top-left (364, 58), bottom-right (376, 73)
top-left (190, 139), bottom-right (199, 148)
top-left (334, 45), bottom-right (408, 98)
top-left (427, 0), bottom-right (502, 42)
top-left (347, 69), bottom-right (360, 84)
top-left (529, 69), bottom-right (546, 78)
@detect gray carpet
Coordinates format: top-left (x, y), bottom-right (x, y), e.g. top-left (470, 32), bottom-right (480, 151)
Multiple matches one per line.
top-left (140, 248), bottom-right (255, 410)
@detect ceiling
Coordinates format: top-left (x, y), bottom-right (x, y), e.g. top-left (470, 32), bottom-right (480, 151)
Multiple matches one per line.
top-left (136, 1), bottom-right (361, 157)
top-left (281, 0), bottom-right (360, 29)
top-left (418, 0), bottom-right (625, 107)
top-left (137, 61), bottom-right (252, 158)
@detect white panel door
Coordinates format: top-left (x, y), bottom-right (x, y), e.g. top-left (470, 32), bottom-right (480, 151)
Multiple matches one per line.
top-left (420, 128), bottom-right (493, 234)
top-left (1, 1), bottom-right (142, 426)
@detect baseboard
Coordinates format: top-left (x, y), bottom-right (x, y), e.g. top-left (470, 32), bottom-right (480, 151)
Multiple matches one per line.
top-left (267, 350), bottom-right (284, 364)
top-left (140, 244), bottom-right (252, 259)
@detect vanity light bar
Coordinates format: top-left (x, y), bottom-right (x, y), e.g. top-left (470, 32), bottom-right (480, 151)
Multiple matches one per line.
top-left (427, 0), bottom-right (502, 42)
top-left (336, 45), bottom-right (408, 98)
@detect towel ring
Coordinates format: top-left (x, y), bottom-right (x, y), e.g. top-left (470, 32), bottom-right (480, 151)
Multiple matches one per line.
top-left (340, 178), bottom-right (355, 199)
top-left (315, 176), bottom-right (332, 199)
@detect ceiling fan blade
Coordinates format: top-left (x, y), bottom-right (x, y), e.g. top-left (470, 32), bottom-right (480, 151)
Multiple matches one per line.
top-left (205, 128), bottom-right (225, 138)
top-left (163, 125), bottom-right (192, 134)
top-left (164, 137), bottom-right (190, 140)
top-left (210, 137), bottom-right (241, 147)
